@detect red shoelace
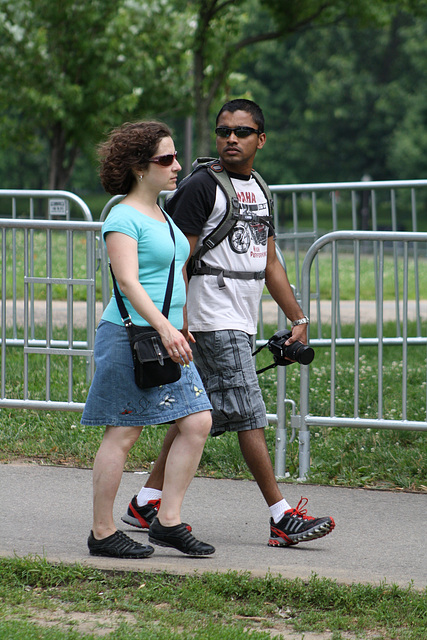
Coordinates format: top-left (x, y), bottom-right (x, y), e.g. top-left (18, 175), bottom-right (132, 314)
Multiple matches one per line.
top-left (286, 497), bottom-right (314, 520)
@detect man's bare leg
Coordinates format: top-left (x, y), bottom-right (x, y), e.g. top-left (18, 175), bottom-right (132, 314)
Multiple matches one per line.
top-left (144, 423), bottom-right (178, 490)
top-left (237, 427), bottom-right (284, 507)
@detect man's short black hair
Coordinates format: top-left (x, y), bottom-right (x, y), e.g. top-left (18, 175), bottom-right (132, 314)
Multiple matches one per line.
top-left (216, 99), bottom-right (265, 133)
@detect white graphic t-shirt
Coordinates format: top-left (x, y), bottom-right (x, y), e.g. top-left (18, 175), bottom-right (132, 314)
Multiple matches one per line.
top-left (167, 166), bottom-right (272, 334)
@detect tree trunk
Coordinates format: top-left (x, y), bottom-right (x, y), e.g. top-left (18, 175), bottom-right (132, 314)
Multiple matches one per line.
top-left (48, 124), bottom-right (78, 191)
top-left (193, 45), bottom-right (213, 157)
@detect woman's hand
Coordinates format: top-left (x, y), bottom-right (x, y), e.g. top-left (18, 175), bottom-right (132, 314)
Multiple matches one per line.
top-left (159, 324), bottom-right (193, 365)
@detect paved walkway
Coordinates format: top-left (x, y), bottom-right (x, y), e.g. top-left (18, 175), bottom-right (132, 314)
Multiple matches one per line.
top-left (0, 464), bottom-right (425, 589)
top-left (3, 298), bottom-right (427, 327)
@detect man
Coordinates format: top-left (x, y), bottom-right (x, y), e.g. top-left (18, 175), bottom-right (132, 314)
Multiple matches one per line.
top-left (122, 99), bottom-right (335, 547)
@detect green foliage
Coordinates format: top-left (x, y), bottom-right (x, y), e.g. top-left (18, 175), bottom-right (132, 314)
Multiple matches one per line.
top-left (236, 10), bottom-right (427, 184)
top-left (0, 0), bottom-right (192, 189)
top-left (4, 0), bottom-right (427, 190)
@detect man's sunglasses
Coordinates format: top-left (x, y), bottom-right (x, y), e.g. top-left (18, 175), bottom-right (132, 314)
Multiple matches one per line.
top-left (215, 126), bottom-right (260, 138)
top-left (148, 151), bottom-right (177, 166)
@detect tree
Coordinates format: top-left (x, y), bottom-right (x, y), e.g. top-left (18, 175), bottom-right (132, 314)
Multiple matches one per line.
top-left (235, 11), bottom-right (427, 184)
top-left (0, 0), bottom-right (191, 190)
top-left (183, 0), bottom-right (427, 157)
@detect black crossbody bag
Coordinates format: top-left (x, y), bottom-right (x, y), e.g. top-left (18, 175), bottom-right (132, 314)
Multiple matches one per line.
top-left (110, 217), bottom-right (181, 389)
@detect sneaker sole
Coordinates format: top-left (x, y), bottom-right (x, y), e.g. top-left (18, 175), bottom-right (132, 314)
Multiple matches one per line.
top-left (148, 535), bottom-right (215, 556)
top-left (268, 520), bottom-right (335, 547)
top-left (89, 547), bottom-right (154, 558)
top-left (121, 513), bottom-right (149, 529)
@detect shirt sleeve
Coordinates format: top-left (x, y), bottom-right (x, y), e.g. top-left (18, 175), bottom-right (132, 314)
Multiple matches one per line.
top-left (102, 205), bottom-right (140, 243)
top-left (166, 168), bottom-right (217, 236)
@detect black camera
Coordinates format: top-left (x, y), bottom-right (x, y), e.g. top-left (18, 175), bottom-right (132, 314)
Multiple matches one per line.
top-left (267, 329), bottom-right (314, 366)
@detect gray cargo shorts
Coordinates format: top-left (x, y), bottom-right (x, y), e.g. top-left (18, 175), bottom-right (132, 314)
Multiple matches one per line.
top-left (191, 330), bottom-right (267, 437)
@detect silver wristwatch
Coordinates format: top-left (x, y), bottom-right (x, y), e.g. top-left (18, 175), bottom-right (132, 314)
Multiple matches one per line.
top-left (291, 315), bottom-right (310, 328)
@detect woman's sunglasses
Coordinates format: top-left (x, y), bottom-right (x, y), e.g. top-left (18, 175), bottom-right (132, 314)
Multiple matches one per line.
top-left (215, 126), bottom-right (260, 138)
top-left (149, 151), bottom-right (177, 167)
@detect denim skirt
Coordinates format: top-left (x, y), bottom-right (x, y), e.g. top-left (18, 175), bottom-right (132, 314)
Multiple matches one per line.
top-left (81, 320), bottom-right (212, 427)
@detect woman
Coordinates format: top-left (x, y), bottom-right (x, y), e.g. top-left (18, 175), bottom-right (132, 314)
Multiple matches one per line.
top-left (81, 121), bottom-right (214, 558)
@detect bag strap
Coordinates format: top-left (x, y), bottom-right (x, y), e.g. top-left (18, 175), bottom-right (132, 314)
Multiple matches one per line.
top-left (110, 214), bottom-right (176, 324)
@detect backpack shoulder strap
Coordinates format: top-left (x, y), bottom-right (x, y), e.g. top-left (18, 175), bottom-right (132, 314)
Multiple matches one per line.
top-left (168, 157), bottom-right (275, 268)
top-left (252, 168), bottom-right (274, 218)
top-left (195, 159), bottom-right (240, 258)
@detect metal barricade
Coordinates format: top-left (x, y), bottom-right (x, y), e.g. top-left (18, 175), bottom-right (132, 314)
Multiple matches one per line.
top-left (0, 217), bottom-right (101, 411)
top-left (296, 230), bottom-right (427, 479)
top-left (0, 189), bottom-right (93, 221)
top-left (2, 185), bottom-right (426, 480)
top-left (269, 179), bottom-right (427, 334)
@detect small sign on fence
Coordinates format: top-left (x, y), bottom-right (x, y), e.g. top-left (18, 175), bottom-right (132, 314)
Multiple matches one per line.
top-left (48, 198), bottom-right (69, 219)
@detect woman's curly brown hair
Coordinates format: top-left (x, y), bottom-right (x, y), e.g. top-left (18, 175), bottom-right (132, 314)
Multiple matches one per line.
top-left (98, 121), bottom-right (172, 195)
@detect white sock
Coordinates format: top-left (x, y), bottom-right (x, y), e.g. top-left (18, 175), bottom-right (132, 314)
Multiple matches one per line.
top-left (136, 487), bottom-right (162, 507)
top-left (269, 498), bottom-right (292, 523)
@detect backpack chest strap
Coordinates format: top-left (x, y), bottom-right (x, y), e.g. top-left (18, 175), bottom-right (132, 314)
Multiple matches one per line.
top-left (192, 260), bottom-right (265, 289)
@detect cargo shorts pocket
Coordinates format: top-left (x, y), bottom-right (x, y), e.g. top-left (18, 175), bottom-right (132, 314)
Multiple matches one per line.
top-left (203, 370), bottom-right (250, 426)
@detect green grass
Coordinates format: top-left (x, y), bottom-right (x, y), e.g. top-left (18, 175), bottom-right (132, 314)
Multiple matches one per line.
top-left (0, 556), bottom-right (425, 640)
top-left (1, 322), bottom-right (426, 491)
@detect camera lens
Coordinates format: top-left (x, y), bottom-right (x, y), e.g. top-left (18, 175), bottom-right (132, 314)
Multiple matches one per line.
top-left (282, 341), bottom-right (314, 365)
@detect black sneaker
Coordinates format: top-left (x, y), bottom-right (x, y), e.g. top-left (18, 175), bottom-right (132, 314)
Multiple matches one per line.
top-left (88, 530), bottom-right (154, 558)
top-left (122, 495), bottom-right (192, 532)
top-left (268, 497), bottom-right (335, 547)
top-left (149, 517), bottom-right (215, 556)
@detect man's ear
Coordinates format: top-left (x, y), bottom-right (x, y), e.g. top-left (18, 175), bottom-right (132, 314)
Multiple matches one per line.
top-left (257, 132), bottom-right (266, 150)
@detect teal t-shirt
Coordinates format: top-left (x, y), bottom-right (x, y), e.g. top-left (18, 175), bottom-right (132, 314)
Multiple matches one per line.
top-left (102, 204), bottom-right (189, 329)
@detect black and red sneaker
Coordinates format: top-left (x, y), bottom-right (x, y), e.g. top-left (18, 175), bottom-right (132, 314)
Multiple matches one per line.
top-left (121, 495), bottom-right (192, 532)
top-left (121, 496), bottom-right (160, 530)
top-left (268, 497), bottom-right (335, 547)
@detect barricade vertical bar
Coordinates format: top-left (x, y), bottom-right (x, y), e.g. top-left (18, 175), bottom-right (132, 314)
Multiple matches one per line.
top-left (46, 228), bottom-right (52, 401)
top-left (334, 243), bottom-right (342, 339)
top-left (411, 189), bottom-right (422, 336)
top-left (67, 229), bottom-right (74, 402)
top-left (274, 310), bottom-right (287, 478)
top-left (330, 242), bottom-right (338, 415)
top-left (12, 226), bottom-right (17, 338)
top-left (372, 193), bottom-right (381, 331)
top-left (29, 227), bottom-right (35, 340)
top-left (1, 229), bottom-right (6, 398)
top-left (354, 239), bottom-right (361, 417)
top-left (312, 193), bottom-right (322, 340)
top-left (371, 190), bottom-right (377, 230)
top-left (331, 191), bottom-right (338, 230)
top-left (377, 242), bottom-right (384, 419)
top-left (11, 202), bottom-right (18, 339)
top-left (390, 190), bottom-right (402, 336)
top-left (292, 192), bottom-right (301, 293)
top-left (23, 229), bottom-right (29, 400)
top-left (402, 242), bottom-right (409, 420)
top-left (351, 191), bottom-right (358, 228)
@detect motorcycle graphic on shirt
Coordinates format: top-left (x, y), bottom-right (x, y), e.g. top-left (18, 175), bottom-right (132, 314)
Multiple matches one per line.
top-left (229, 203), bottom-right (268, 254)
